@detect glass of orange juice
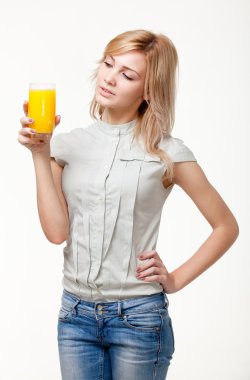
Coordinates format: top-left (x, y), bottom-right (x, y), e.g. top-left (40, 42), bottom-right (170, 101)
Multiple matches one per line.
top-left (28, 83), bottom-right (56, 133)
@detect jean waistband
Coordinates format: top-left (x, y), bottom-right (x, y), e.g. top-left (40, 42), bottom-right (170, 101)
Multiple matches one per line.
top-left (61, 289), bottom-right (169, 316)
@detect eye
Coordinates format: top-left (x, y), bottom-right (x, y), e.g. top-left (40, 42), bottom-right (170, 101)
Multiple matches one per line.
top-left (103, 61), bottom-right (133, 80)
top-left (123, 74), bottom-right (133, 81)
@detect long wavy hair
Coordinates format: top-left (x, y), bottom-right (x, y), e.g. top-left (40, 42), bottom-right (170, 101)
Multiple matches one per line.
top-left (89, 29), bottom-right (179, 181)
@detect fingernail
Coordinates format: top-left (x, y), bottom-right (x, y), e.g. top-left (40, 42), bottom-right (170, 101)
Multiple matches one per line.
top-left (28, 118), bottom-right (34, 123)
top-left (139, 255), bottom-right (143, 259)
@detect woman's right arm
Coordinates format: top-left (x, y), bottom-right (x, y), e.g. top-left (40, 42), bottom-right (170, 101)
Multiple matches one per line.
top-left (17, 101), bottom-right (69, 244)
top-left (32, 153), bottom-right (69, 244)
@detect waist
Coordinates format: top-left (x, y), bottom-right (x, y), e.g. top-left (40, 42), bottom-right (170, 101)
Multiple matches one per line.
top-left (61, 289), bottom-right (169, 317)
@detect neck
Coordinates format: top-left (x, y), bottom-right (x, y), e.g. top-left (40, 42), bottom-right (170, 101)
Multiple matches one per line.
top-left (101, 108), bottom-right (138, 125)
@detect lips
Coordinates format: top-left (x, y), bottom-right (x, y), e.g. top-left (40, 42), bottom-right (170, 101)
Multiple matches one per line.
top-left (100, 86), bottom-right (115, 95)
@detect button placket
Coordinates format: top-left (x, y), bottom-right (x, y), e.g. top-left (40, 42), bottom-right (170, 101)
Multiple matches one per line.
top-left (88, 137), bottom-right (121, 293)
top-left (101, 132), bottom-right (135, 261)
top-left (117, 152), bottom-right (143, 300)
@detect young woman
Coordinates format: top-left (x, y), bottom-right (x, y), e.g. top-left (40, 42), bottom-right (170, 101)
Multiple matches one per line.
top-left (18, 29), bottom-right (239, 380)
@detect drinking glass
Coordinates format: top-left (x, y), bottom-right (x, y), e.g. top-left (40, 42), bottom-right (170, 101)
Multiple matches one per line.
top-left (28, 83), bottom-right (56, 133)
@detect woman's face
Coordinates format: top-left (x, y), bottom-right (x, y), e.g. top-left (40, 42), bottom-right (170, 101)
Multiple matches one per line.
top-left (95, 50), bottom-right (147, 114)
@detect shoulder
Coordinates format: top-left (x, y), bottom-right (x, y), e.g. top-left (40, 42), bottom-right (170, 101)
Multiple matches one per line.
top-left (50, 122), bottom-right (96, 148)
top-left (49, 124), bottom-right (91, 166)
top-left (50, 122), bottom-right (99, 166)
top-left (51, 124), bottom-right (91, 142)
top-left (159, 134), bottom-right (197, 163)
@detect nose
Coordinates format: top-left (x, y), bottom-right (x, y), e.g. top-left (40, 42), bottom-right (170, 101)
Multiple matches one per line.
top-left (104, 72), bottom-right (116, 86)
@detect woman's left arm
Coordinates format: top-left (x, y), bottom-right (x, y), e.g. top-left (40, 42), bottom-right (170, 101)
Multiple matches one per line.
top-left (136, 162), bottom-right (239, 294)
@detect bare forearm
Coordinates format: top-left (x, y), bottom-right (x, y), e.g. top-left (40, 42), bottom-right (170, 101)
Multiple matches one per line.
top-left (32, 152), bottom-right (69, 244)
top-left (169, 221), bottom-right (239, 293)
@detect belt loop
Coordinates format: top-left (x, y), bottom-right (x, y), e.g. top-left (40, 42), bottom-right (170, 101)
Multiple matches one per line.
top-left (117, 300), bottom-right (122, 316)
top-left (164, 293), bottom-right (169, 307)
top-left (72, 299), bottom-right (81, 315)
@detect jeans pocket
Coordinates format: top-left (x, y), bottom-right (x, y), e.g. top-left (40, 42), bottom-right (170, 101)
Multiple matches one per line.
top-left (122, 310), bottom-right (162, 331)
top-left (58, 305), bottom-right (72, 321)
top-left (58, 293), bottom-right (79, 321)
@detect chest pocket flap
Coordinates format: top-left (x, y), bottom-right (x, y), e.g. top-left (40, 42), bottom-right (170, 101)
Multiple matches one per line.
top-left (118, 149), bottom-right (161, 163)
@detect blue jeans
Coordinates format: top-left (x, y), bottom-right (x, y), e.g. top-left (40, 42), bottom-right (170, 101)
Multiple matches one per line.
top-left (57, 289), bottom-right (175, 380)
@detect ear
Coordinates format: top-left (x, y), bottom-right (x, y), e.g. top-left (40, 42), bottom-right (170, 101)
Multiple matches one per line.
top-left (143, 91), bottom-right (150, 102)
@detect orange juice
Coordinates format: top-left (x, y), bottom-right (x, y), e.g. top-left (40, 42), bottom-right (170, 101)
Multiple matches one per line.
top-left (28, 83), bottom-right (56, 133)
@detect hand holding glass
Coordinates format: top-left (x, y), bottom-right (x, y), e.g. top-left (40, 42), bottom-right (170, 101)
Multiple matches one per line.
top-left (28, 83), bottom-right (56, 134)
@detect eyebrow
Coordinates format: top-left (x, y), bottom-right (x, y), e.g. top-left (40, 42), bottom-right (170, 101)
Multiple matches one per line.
top-left (108, 55), bottom-right (141, 78)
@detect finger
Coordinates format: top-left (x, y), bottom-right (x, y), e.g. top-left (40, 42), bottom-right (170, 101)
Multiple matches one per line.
top-left (23, 100), bottom-right (28, 116)
top-left (138, 249), bottom-right (158, 260)
top-left (140, 274), bottom-right (162, 283)
top-left (18, 127), bottom-right (36, 136)
top-left (29, 134), bottom-right (49, 143)
top-left (17, 134), bottom-right (31, 144)
top-left (136, 265), bottom-right (161, 279)
top-left (136, 257), bottom-right (161, 272)
top-left (139, 266), bottom-right (163, 279)
top-left (55, 115), bottom-right (61, 126)
top-left (18, 129), bottom-right (49, 143)
top-left (20, 116), bottom-right (34, 127)
top-left (17, 134), bottom-right (44, 145)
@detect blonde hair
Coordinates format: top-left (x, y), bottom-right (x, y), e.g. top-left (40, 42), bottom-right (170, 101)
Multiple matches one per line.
top-left (89, 29), bottom-right (179, 181)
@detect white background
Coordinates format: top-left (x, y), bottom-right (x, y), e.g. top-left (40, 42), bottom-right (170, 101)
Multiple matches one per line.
top-left (0, 0), bottom-right (249, 379)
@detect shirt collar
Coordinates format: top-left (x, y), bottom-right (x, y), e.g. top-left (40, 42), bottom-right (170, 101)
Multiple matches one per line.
top-left (96, 117), bottom-right (137, 136)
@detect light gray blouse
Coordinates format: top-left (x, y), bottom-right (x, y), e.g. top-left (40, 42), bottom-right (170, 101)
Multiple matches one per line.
top-left (50, 118), bottom-right (197, 301)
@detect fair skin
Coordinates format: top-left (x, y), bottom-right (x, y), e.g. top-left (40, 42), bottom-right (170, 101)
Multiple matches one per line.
top-left (95, 50), bottom-right (147, 124)
top-left (17, 50), bottom-right (239, 294)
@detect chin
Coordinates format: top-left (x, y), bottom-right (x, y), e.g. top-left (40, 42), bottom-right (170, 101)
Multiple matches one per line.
top-left (96, 94), bottom-right (113, 106)
top-left (95, 98), bottom-right (106, 108)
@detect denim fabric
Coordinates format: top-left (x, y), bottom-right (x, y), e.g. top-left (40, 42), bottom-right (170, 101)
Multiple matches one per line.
top-left (57, 290), bottom-right (175, 379)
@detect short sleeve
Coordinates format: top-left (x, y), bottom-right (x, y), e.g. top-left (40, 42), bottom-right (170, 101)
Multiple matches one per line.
top-left (50, 133), bottom-right (67, 167)
top-left (160, 136), bottom-right (197, 163)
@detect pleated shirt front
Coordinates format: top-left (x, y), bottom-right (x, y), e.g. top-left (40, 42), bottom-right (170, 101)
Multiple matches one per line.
top-left (50, 118), bottom-right (197, 301)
